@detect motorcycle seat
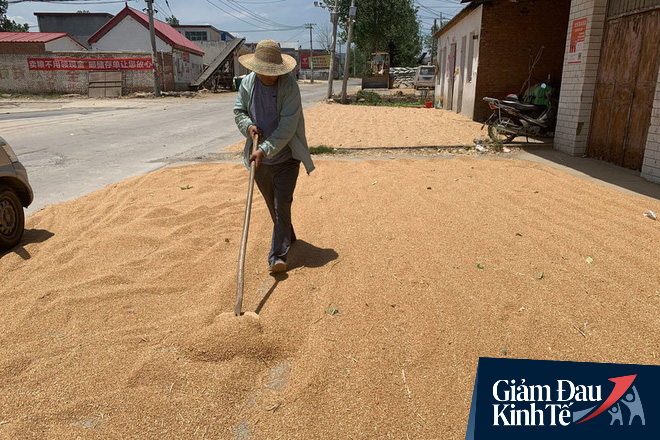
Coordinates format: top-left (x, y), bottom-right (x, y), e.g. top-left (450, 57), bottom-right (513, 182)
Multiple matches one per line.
top-left (503, 100), bottom-right (545, 112)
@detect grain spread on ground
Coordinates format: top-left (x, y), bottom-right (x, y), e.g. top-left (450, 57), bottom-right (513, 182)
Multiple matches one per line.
top-left (223, 102), bottom-right (488, 152)
top-left (1, 154), bottom-right (659, 438)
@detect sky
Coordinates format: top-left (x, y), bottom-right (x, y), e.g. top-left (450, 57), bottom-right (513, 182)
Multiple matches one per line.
top-left (7, 0), bottom-right (465, 49)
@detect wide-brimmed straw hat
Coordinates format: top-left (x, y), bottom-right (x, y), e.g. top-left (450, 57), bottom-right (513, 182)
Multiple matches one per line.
top-left (238, 39), bottom-right (297, 76)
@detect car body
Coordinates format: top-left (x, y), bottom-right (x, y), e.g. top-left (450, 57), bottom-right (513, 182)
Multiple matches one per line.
top-left (0, 136), bottom-right (33, 251)
top-left (414, 65), bottom-right (436, 90)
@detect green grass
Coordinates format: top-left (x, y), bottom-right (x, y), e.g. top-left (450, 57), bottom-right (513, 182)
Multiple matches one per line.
top-left (353, 90), bottom-right (425, 107)
top-left (355, 90), bottom-right (382, 105)
top-left (309, 145), bottom-right (338, 155)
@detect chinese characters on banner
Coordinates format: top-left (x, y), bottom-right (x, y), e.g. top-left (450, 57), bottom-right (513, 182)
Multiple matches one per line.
top-left (300, 54), bottom-right (331, 69)
top-left (567, 18), bottom-right (587, 64)
top-left (27, 58), bottom-right (154, 71)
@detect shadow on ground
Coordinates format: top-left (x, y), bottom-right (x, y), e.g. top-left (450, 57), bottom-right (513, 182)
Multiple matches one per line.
top-left (287, 240), bottom-right (338, 270)
top-left (252, 241), bottom-right (338, 314)
top-left (0, 229), bottom-right (54, 261)
top-left (517, 146), bottom-right (660, 201)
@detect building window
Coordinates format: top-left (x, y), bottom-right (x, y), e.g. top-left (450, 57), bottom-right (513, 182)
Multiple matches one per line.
top-left (467, 32), bottom-right (475, 83)
top-left (185, 31), bottom-right (208, 41)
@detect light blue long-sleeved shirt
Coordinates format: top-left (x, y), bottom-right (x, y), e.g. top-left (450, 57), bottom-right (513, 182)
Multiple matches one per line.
top-left (234, 72), bottom-right (315, 174)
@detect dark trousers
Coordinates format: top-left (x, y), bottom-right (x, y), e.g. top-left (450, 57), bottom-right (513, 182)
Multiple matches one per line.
top-left (254, 158), bottom-right (300, 266)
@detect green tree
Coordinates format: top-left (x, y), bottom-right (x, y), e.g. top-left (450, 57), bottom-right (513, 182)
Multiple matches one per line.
top-left (334, 0), bottom-right (422, 68)
top-left (0, 0), bottom-right (29, 32)
top-left (165, 15), bottom-right (180, 26)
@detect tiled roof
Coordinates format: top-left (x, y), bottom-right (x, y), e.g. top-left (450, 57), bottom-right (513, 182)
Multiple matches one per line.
top-left (0, 32), bottom-right (66, 43)
top-left (88, 6), bottom-right (204, 56)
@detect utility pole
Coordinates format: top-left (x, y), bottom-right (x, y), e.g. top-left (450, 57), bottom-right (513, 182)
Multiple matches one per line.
top-left (145, 0), bottom-right (160, 97)
top-left (305, 23), bottom-right (315, 84)
top-left (340, 0), bottom-right (356, 104)
top-left (326, 0), bottom-right (338, 99)
top-left (431, 18), bottom-right (437, 65)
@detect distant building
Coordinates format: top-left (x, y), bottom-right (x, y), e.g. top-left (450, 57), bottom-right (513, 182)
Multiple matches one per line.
top-left (173, 25), bottom-right (233, 42)
top-left (280, 41), bottom-right (300, 77)
top-left (34, 12), bottom-right (113, 49)
top-left (0, 31), bottom-right (156, 96)
top-left (299, 50), bottom-right (340, 81)
top-left (434, 0), bottom-right (570, 120)
top-left (88, 5), bottom-right (204, 90)
top-left (173, 25), bottom-right (235, 66)
top-left (0, 32), bottom-right (86, 53)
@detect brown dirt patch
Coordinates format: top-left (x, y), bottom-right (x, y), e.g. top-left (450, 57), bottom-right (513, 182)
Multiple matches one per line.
top-left (223, 102), bottom-right (486, 152)
top-left (1, 157), bottom-right (659, 438)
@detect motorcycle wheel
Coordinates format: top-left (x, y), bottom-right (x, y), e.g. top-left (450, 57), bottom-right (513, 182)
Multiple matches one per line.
top-left (488, 122), bottom-right (517, 144)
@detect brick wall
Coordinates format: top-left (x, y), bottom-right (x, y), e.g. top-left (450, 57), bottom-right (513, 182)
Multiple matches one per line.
top-left (0, 43), bottom-right (46, 54)
top-left (554, 0), bottom-right (608, 156)
top-left (474, 0), bottom-right (571, 121)
top-left (641, 68), bottom-right (660, 183)
top-left (0, 52), bottom-right (155, 95)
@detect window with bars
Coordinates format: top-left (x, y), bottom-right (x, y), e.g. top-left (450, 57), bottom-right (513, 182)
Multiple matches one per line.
top-left (185, 31), bottom-right (208, 41)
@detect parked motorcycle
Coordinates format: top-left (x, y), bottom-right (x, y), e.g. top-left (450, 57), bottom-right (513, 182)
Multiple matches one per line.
top-left (482, 83), bottom-right (558, 143)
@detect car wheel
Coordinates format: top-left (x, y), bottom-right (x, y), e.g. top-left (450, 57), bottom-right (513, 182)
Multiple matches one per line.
top-left (0, 185), bottom-right (25, 251)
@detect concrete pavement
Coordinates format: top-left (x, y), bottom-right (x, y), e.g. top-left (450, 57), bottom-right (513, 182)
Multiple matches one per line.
top-left (514, 147), bottom-right (660, 201)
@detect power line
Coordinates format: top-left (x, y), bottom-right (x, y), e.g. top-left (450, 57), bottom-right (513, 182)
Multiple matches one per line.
top-left (203, 0), bottom-right (277, 30)
top-left (8, 0), bottom-right (132, 3)
top-left (223, 0), bottom-right (300, 30)
top-left (153, 1), bottom-right (168, 21)
top-left (283, 27), bottom-right (308, 42)
top-left (231, 27), bottom-right (306, 32)
top-left (204, 0), bottom-right (301, 32)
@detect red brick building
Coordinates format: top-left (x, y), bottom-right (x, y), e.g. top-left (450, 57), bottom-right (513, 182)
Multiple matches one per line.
top-left (434, 0), bottom-right (571, 121)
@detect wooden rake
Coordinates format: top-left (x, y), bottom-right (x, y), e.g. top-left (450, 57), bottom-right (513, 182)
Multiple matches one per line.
top-left (234, 132), bottom-right (259, 316)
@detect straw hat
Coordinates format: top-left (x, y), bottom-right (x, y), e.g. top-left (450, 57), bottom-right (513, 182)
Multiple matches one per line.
top-left (238, 39), bottom-right (297, 76)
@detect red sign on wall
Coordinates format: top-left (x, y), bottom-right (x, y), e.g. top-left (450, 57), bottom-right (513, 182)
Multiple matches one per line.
top-left (27, 58), bottom-right (154, 71)
top-left (567, 18), bottom-right (588, 64)
top-left (300, 54), bottom-right (331, 69)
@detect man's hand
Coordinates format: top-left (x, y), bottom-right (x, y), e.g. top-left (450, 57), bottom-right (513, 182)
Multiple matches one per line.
top-left (248, 125), bottom-right (263, 144)
top-left (248, 149), bottom-right (264, 169)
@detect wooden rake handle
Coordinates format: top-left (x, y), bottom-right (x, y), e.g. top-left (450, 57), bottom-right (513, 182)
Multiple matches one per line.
top-left (234, 132), bottom-right (259, 316)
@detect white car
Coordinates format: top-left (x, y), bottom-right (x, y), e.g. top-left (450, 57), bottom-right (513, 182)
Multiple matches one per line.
top-left (414, 65), bottom-right (436, 90)
top-left (0, 136), bottom-right (33, 251)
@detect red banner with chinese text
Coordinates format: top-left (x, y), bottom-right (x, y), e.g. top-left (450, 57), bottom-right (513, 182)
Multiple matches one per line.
top-left (300, 54), bottom-right (331, 69)
top-left (27, 58), bottom-right (154, 71)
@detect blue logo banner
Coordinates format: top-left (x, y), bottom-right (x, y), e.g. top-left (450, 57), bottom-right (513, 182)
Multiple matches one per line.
top-left (466, 357), bottom-right (660, 439)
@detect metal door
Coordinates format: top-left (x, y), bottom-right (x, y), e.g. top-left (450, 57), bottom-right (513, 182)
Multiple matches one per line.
top-left (447, 43), bottom-right (456, 111)
top-left (588, 8), bottom-right (660, 170)
top-left (457, 35), bottom-right (467, 114)
top-left (88, 71), bottom-right (122, 98)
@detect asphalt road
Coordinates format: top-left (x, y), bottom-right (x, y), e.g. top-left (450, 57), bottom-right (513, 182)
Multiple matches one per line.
top-left (0, 79), bottom-right (361, 216)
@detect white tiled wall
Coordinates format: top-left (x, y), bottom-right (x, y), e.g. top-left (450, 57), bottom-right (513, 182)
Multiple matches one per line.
top-left (557, 0), bottom-right (660, 183)
top-left (554, 0), bottom-right (608, 156)
top-left (641, 74), bottom-right (660, 183)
